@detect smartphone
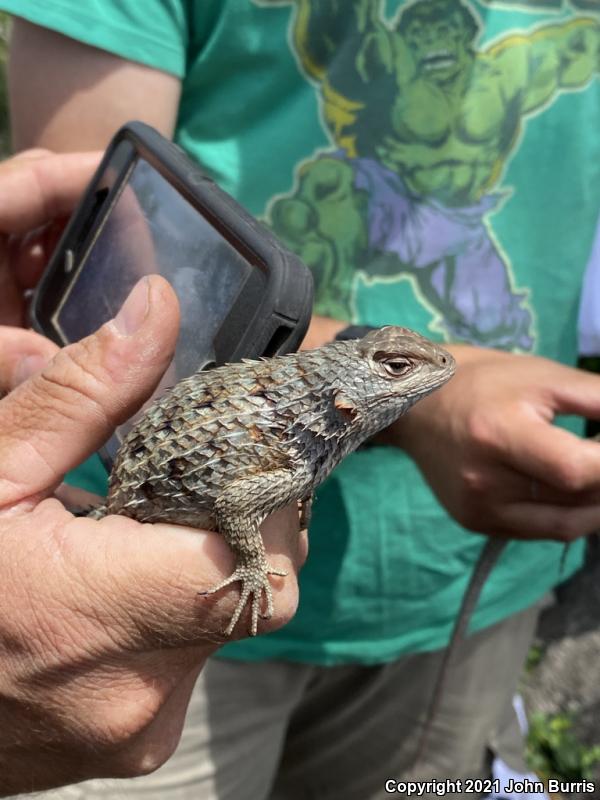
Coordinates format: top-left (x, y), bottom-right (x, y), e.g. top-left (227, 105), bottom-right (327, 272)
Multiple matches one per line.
top-left (30, 121), bottom-right (313, 467)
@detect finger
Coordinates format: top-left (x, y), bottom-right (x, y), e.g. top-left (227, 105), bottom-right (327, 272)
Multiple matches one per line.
top-left (44, 502), bottom-right (302, 647)
top-left (0, 152), bottom-right (100, 235)
top-left (6, 148), bottom-right (54, 163)
top-left (0, 326), bottom-right (58, 394)
top-left (9, 218), bottom-right (69, 290)
top-left (0, 263), bottom-right (26, 326)
top-left (499, 419), bottom-right (600, 494)
top-left (0, 275), bottom-right (180, 505)
top-left (548, 365), bottom-right (600, 421)
top-left (495, 499), bottom-right (600, 542)
top-left (465, 459), bottom-right (600, 508)
top-left (523, 479), bottom-right (600, 507)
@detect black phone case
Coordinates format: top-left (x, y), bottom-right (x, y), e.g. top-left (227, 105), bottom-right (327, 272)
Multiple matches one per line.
top-left (31, 121), bottom-right (314, 362)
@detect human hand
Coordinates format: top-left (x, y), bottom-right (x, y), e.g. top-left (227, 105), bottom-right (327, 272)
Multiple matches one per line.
top-left (0, 148), bottom-right (100, 326)
top-left (386, 345), bottom-right (600, 542)
top-left (0, 277), bottom-right (303, 794)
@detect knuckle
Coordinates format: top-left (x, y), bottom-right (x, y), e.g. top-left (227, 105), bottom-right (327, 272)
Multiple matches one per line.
top-left (33, 344), bottom-right (114, 428)
top-left (460, 466), bottom-right (490, 496)
top-left (92, 689), bottom-right (163, 748)
top-left (111, 724), bottom-right (179, 780)
top-left (46, 341), bottom-right (104, 395)
top-left (465, 412), bottom-right (502, 452)
top-left (83, 689), bottom-right (178, 778)
top-left (553, 461), bottom-right (586, 493)
top-left (110, 742), bottom-right (176, 779)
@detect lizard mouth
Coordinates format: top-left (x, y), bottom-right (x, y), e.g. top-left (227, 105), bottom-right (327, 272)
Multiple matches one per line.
top-left (420, 50), bottom-right (457, 71)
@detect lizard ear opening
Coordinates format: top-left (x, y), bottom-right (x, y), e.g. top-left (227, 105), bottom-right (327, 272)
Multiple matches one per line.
top-left (333, 389), bottom-right (359, 422)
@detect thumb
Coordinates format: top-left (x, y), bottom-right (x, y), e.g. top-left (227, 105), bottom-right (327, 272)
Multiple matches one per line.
top-left (0, 275), bottom-right (180, 505)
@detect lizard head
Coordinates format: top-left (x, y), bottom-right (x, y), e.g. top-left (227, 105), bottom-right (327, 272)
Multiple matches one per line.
top-left (359, 325), bottom-right (454, 391)
top-left (334, 326), bottom-right (455, 435)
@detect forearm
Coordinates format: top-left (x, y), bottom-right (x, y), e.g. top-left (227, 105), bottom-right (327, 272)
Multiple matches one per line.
top-left (9, 19), bottom-right (181, 151)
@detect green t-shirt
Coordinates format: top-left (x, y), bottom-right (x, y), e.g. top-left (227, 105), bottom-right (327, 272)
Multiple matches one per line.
top-left (6, 0), bottom-right (600, 664)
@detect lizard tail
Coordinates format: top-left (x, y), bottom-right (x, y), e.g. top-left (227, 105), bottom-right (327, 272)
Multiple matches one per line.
top-left (413, 536), bottom-right (508, 768)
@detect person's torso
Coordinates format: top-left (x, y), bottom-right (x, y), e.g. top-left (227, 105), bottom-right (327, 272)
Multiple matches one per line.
top-left (12, 0), bottom-right (598, 661)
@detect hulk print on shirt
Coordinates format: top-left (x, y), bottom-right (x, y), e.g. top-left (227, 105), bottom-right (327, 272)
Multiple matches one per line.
top-left (256, 0), bottom-right (600, 349)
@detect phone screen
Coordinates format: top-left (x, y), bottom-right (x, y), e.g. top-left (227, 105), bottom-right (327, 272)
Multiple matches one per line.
top-left (51, 157), bottom-right (263, 457)
top-left (54, 158), bottom-right (258, 380)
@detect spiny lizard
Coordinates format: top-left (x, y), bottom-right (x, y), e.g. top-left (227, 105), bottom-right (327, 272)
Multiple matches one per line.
top-left (96, 326), bottom-right (455, 636)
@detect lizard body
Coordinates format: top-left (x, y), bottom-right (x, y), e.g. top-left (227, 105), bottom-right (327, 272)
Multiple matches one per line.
top-left (98, 326), bottom-right (455, 636)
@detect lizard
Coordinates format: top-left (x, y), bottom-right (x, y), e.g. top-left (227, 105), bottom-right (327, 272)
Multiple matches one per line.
top-left (93, 325), bottom-right (455, 637)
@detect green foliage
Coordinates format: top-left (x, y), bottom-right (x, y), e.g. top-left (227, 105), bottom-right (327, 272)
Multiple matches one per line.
top-left (524, 643), bottom-right (545, 672)
top-left (0, 11), bottom-right (10, 157)
top-left (526, 711), bottom-right (600, 782)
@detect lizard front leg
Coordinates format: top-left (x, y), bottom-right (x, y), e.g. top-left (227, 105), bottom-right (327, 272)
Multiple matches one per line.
top-left (200, 469), bottom-right (302, 636)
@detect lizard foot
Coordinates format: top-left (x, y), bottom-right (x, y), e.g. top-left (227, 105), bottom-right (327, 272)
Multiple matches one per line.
top-left (199, 560), bottom-right (287, 636)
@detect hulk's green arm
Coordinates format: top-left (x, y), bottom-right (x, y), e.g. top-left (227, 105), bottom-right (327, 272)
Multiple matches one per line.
top-left (490, 18), bottom-right (600, 115)
top-left (261, 0), bottom-right (390, 82)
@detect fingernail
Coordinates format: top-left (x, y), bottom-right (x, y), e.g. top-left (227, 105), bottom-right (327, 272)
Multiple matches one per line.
top-left (113, 277), bottom-right (150, 336)
top-left (13, 354), bottom-right (49, 387)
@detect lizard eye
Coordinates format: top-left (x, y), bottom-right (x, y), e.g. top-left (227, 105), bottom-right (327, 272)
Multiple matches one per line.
top-left (381, 357), bottom-right (413, 377)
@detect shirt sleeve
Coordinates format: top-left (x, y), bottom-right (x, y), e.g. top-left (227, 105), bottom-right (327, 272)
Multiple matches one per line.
top-left (0, 0), bottom-right (188, 77)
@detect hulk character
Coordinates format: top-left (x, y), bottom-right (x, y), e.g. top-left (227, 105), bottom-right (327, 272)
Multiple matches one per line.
top-left (258, 0), bottom-right (600, 348)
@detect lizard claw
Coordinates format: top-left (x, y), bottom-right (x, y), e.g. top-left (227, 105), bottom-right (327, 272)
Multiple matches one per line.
top-left (199, 560), bottom-right (288, 636)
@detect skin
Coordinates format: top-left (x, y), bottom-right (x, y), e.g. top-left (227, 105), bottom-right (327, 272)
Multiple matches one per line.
top-left (0, 148), bottom-right (102, 325)
top-left (9, 21), bottom-right (600, 543)
top-left (9, 24), bottom-right (181, 151)
top-left (393, 346), bottom-right (600, 542)
top-left (0, 151), bottom-right (304, 794)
